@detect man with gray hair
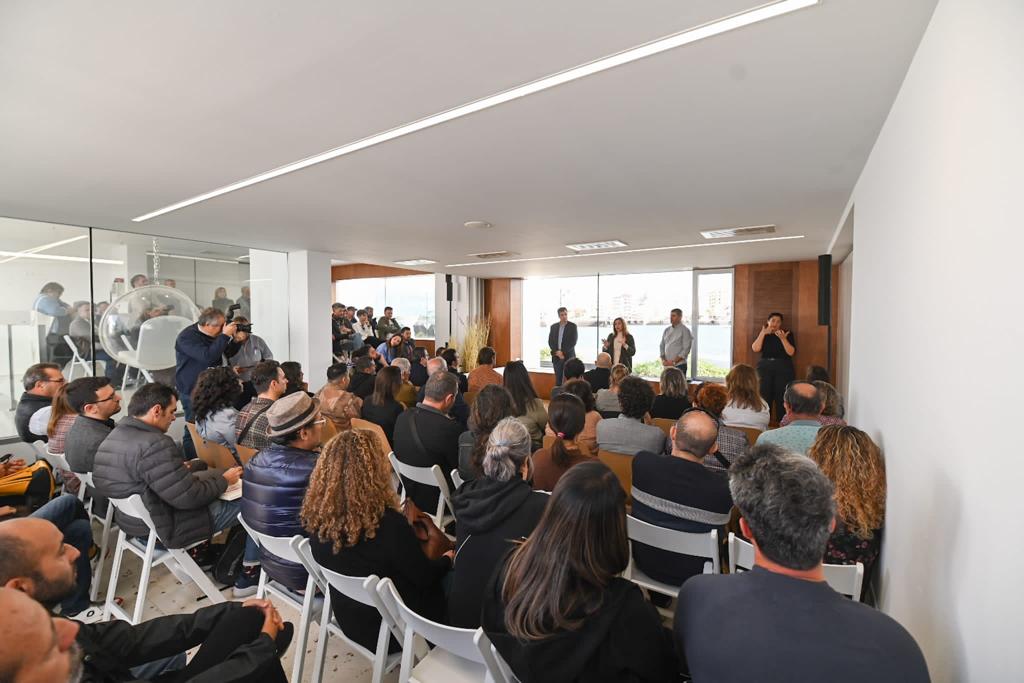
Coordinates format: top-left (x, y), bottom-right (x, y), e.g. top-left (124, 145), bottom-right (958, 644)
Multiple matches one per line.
top-left (675, 445), bottom-right (929, 682)
top-left (393, 371), bottom-right (464, 511)
top-left (630, 409), bottom-right (733, 588)
top-left (755, 381), bottom-right (824, 454)
top-left (416, 356), bottom-right (469, 427)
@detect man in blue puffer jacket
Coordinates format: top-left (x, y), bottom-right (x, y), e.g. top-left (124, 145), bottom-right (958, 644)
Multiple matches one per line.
top-left (240, 392), bottom-right (323, 595)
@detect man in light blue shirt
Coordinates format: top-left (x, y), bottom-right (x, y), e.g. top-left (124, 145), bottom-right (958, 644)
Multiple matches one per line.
top-left (755, 382), bottom-right (823, 455)
top-left (660, 308), bottom-right (693, 375)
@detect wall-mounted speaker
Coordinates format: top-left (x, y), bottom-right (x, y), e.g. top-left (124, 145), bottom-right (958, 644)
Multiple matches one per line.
top-left (445, 273), bottom-right (453, 302)
top-left (817, 254), bottom-right (832, 325)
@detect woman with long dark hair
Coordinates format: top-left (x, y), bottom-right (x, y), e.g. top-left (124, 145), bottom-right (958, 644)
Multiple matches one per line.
top-left (193, 366), bottom-right (244, 457)
top-left (360, 365), bottom-right (405, 445)
top-left (376, 333), bottom-right (406, 365)
top-left (601, 317), bottom-right (636, 370)
top-left (545, 379), bottom-right (602, 454)
top-left (502, 361), bottom-right (548, 450)
top-left (532, 393), bottom-right (595, 492)
top-left (482, 461), bottom-right (677, 681)
top-left (457, 384), bottom-right (515, 482)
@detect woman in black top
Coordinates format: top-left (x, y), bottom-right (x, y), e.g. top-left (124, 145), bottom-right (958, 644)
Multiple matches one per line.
top-left (360, 366), bottom-right (405, 445)
top-left (457, 384), bottom-right (516, 482)
top-left (650, 366), bottom-right (691, 420)
top-left (601, 317), bottom-right (636, 371)
top-left (302, 430), bottom-right (451, 653)
top-left (751, 311), bottom-right (796, 423)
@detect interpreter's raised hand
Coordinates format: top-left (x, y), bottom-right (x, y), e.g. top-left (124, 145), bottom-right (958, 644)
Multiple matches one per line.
top-left (774, 329), bottom-right (790, 339)
top-left (222, 466), bottom-right (243, 486)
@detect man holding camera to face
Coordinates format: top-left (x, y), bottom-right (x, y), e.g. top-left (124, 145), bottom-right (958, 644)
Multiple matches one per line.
top-left (225, 307), bottom-right (274, 383)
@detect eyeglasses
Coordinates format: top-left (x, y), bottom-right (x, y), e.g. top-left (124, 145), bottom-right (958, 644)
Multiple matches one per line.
top-left (88, 394), bottom-right (119, 405)
top-left (41, 377), bottom-right (66, 384)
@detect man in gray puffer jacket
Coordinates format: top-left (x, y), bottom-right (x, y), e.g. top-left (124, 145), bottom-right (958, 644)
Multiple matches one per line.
top-left (93, 383), bottom-right (243, 550)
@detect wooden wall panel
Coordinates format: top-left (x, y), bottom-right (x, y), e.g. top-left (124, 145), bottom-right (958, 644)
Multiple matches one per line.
top-left (483, 278), bottom-right (522, 367)
top-left (331, 263), bottom-right (428, 281)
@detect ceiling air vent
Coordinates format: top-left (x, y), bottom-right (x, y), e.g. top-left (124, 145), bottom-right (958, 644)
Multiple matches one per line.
top-left (470, 251), bottom-right (519, 260)
top-left (700, 224), bottom-right (776, 239)
top-left (565, 240), bottom-right (628, 252)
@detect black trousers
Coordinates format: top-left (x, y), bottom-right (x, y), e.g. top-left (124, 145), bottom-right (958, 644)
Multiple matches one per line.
top-left (758, 358), bottom-right (795, 424)
top-left (163, 606), bottom-right (287, 683)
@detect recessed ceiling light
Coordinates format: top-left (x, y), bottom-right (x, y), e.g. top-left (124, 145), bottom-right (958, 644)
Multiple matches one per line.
top-left (445, 234), bottom-right (805, 267)
top-left (131, 0), bottom-right (819, 222)
top-left (701, 224), bottom-right (776, 239)
top-left (566, 240), bottom-right (628, 252)
top-left (464, 221), bottom-right (493, 230)
top-left (469, 251), bottom-right (519, 259)
top-left (394, 259), bottom-right (437, 267)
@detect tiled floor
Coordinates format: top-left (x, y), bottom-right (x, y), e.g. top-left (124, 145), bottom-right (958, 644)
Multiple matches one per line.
top-left (94, 531), bottom-right (398, 682)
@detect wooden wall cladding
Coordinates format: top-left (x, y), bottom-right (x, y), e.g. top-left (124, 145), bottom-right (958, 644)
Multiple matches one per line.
top-left (483, 278), bottom-right (523, 367)
top-left (331, 263), bottom-right (428, 281)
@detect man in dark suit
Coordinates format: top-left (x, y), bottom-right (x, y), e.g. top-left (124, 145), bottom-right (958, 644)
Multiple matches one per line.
top-left (547, 306), bottom-right (578, 385)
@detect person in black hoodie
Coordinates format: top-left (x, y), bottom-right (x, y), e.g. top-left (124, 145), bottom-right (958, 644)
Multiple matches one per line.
top-left (449, 418), bottom-right (547, 627)
top-left (481, 461), bottom-right (678, 682)
top-left (347, 355), bottom-right (377, 399)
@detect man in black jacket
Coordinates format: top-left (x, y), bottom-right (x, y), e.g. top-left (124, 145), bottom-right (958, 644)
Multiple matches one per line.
top-left (348, 355), bottom-right (377, 399)
top-left (0, 521), bottom-right (292, 682)
top-left (547, 307), bottom-right (578, 385)
top-left (14, 362), bottom-right (64, 443)
top-left (409, 347), bottom-right (430, 387)
top-left (584, 352), bottom-right (612, 392)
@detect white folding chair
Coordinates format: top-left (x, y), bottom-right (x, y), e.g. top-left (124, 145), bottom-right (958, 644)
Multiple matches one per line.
top-left (63, 334), bottom-right (94, 379)
top-left (728, 532), bottom-right (865, 601)
top-left (475, 630), bottom-right (520, 683)
top-left (293, 538), bottom-right (404, 683)
top-left (450, 469), bottom-right (465, 490)
top-left (236, 516), bottom-right (318, 683)
top-left (36, 447), bottom-right (72, 495)
top-left (75, 471), bottom-right (116, 602)
top-left (388, 453), bottom-right (455, 529)
top-left (104, 494), bottom-right (225, 624)
top-left (376, 577), bottom-right (500, 683)
top-left (625, 515), bottom-right (720, 601)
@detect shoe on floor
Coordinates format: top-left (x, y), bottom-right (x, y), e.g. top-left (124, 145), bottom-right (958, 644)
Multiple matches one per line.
top-left (232, 565), bottom-right (261, 598)
top-left (187, 541), bottom-right (221, 570)
top-left (67, 605), bottom-right (105, 624)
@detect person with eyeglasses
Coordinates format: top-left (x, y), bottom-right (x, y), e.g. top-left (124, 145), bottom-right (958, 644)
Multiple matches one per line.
top-left (15, 362), bottom-right (66, 444)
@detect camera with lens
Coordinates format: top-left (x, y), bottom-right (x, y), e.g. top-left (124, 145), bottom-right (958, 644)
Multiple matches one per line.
top-left (226, 303), bottom-right (252, 333)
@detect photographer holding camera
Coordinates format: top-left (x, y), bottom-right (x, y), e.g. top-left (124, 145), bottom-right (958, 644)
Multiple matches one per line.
top-left (226, 308), bottom-right (274, 382)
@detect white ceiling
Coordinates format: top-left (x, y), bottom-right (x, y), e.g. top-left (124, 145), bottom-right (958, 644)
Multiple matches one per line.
top-left (0, 0), bottom-right (936, 278)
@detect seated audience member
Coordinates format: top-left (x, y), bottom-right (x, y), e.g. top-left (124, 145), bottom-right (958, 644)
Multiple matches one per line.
top-left (458, 384), bottom-right (515, 482)
top-left (721, 363), bottom-right (771, 430)
top-left (394, 371), bottom-right (464, 511)
top-left (808, 426), bottom-right (886, 579)
top-left (316, 362), bottom-right (363, 431)
top-left (409, 347), bottom-right (430, 387)
top-left (0, 582), bottom-right (291, 682)
top-left (755, 381), bottom-right (824, 455)
top-left (360, 366), bottom-right (405, 446)
top-left (226, 316), bottom-right (274, 382)
top-left (781, 380), bottom-right (847, 427)
top-left (375, 306), bottom-right (401, 339)
top-left (693, 383), bottom-right (749, 472)
top-left (400, 326), bottom-right (416, 359)
top-left (450, 418), bottom-right (548, 628)
top-left (303, 430), bottom-right (451, 653)
top-left (376, 333), bottom-right (406, 365)
top-left (0, 497), bottom-right (94, 620)
top-left (545, 379), bottom-right (602, 455)
top-left (482, 462), bottom-right (678, 682)
top-left (352, 309), bottom-right (377, 347)
top-left (596, 376), bottom-right (671, 455)
top-left (467, 346), bottom-right (503, 393)
top-left (441, 347), bottom-right (469, 394)
top-left (550, 358), bottom-right (585, 400)
top-left (631, 411), bottom-right (732, 586)
top-left (675, 445), bottom-right (929, 682)
top-left (594, 363), bottom-right (629, 414)
top-left (45, 382), bottom-right (78, 454)
top-left (389, 357), bottom-right (419, 408)
top-left (242, 393), bottom-right (323, 595)
top-left (650, 366), bottom-right (691, 420)
top-left (532, 394), bottom-right (596, 492)
top-left (64, 377), bottom-right (122, 474)
top-left (15, 362), bottom-right (64, 443)
top-left (806, 364), bottom-right (831, 384)
top-left (415, 356), bottom-right (470, 427)
top-left (281, 361), bottom-right (312, 397)
top-left (503, 360), bottom-right (548, 450)
top-left (93, 383), bottom-right (256, 591)
top-left (193, 367), bottom-right (244, 459)
top-left (348, 355), bottom-right (377, 400)
top-left (584, 352), bottom-right (613, 393)
top-left (236, 360), bottom-right (288, 451)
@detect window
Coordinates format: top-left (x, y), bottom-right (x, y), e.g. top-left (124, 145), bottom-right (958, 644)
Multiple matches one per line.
top-left (335, 273), bottom-right (436, 338)
top-left (521, 269), bottom-right (733, 380)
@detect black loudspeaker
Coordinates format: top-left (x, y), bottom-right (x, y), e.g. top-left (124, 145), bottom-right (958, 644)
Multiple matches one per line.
top-left (817, 254), bottom-right (832, 325)
top-left (445, 274), bottom-right (453, 302)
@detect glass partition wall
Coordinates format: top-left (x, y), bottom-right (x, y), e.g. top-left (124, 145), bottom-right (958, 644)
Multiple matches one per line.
top-left (0, 215), bottom-right (288, 441)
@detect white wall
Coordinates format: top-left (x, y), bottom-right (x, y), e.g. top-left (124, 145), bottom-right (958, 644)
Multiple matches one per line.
top-left (287, 251), bottom-right (332, 393)
top-left (836, 251), bottom-right (853, 399)
top-left (845, 1), bottom-right (1022, 680)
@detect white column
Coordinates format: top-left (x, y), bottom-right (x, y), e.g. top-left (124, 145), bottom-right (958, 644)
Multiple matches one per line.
top-left (248, 250), bottom-right (290, 363)
top-left (434, 273), bottom-right (484, 349)
top-left (288, 250), bottom-right (332, 393)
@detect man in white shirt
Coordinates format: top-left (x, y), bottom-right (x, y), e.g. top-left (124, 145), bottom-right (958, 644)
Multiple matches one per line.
top-left (660, 308), bottom-right (693, 376)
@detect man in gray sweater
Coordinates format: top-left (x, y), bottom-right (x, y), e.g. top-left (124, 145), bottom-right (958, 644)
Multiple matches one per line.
top-left (64, 377), bottom-right (122, 474)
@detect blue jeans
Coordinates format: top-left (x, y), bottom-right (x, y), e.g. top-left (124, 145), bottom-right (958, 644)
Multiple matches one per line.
top-left (32, 494), bottom-right (92, 615)
top-left (208, 499), bottom-right (259, 563)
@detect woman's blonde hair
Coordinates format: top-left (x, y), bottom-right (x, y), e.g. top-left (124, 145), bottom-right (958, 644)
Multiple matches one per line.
top-left (609, 364), bottom-right (629, 388)
top-left (812, 380), bottom-right (844, 418)
top-left (659, 366), bottom-right (687, 399)
top-left (725, 364), bottom-right (765, 412)
top-left (808, 426), bottom-right (886, 539)
top-left (300, 429), bottom-right (399, 553)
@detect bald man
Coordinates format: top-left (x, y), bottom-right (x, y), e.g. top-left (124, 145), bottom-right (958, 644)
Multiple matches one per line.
top-left (584, 352), bottom-right (613, 392)
top-left (0, 519), bottom-right (292, 682)
top-left (630, 410), bottom-right (734, 587)
top-left (755, 381), bottom-right (824, 455)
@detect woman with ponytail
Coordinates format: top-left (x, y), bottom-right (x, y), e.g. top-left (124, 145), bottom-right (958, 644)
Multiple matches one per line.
top-left (531, 393), bottom-right (595, 492)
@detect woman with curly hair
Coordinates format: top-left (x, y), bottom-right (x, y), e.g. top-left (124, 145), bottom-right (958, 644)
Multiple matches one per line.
top-left (457, 383), bottom-right (515, 482)
top-left (808, 425), bottom-right (886, 577)
top-left (302, 429), bottom-right (452, 653)
top-left (193, 366), bottom-right (244, 457)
